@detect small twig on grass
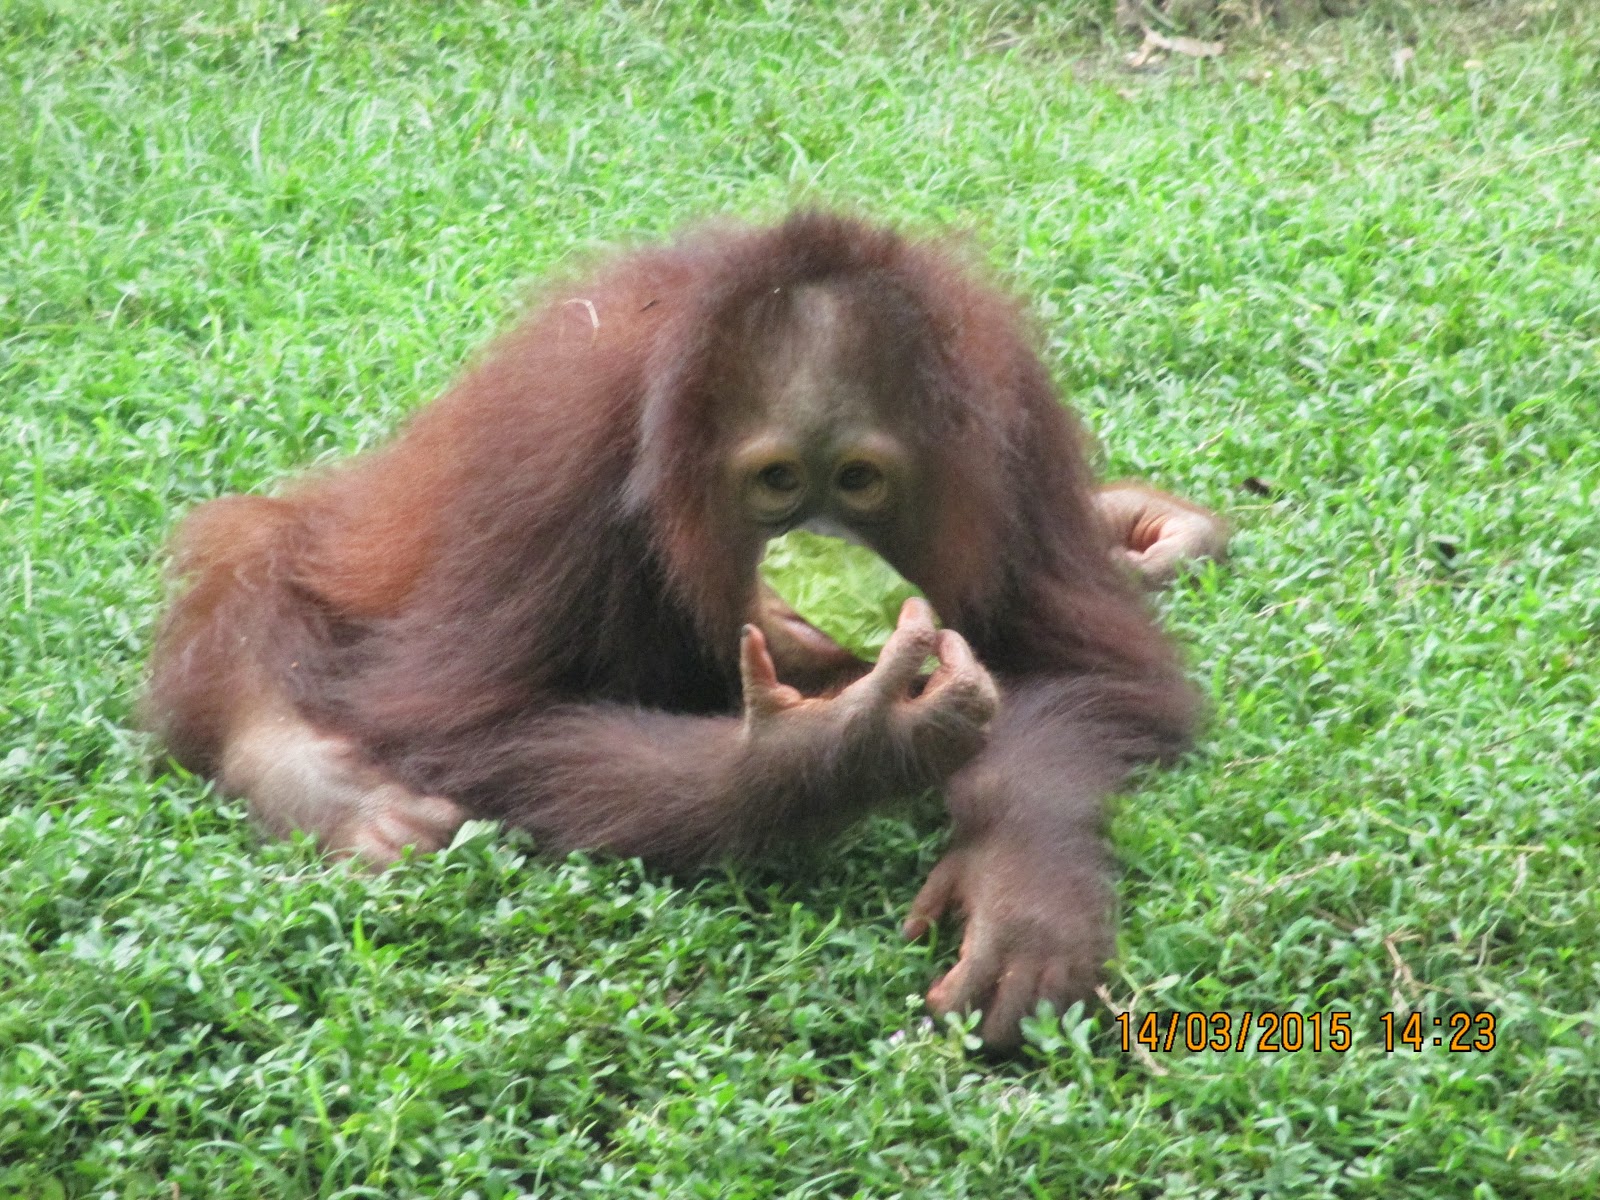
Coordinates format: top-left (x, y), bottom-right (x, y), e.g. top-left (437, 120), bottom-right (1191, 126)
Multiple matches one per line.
top-left (1096, 985), bottom-right (1171, 1076)
top-left (1313, 907), bottom-right (1359, 933)
top-left (1384, 930), bottom-right (1421, 1014)
top-left (1476, 725), bottom-right (1539, 755)
top-left (1238, 851), bottom-right (1358, 897)
top-left (1253, 595), bottom-right (1310, 620)
top-left (1219, 753), bottom-right (1275, 770)
top-left (1432, 136), bottom-right (1590, 192)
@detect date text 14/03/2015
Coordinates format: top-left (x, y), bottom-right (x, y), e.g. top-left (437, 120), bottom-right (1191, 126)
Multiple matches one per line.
top-left (1114, 1011), bottom-right (1498, 1054)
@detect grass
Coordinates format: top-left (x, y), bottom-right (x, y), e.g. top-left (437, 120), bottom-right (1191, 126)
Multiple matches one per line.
top-left (3, 0), bottom-right (1599, 1195)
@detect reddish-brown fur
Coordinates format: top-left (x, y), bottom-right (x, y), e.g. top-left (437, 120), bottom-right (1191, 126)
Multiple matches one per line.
top-left (146, 212), bottom-right (1206, 1048)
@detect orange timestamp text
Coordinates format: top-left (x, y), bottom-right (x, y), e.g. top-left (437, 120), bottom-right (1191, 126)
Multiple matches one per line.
top-left (1113, 1010), bottom-right (1498, 1054)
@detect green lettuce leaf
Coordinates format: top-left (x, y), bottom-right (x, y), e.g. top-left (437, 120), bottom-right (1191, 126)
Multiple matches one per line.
top-left (758, 529), bottom-right (931, 662)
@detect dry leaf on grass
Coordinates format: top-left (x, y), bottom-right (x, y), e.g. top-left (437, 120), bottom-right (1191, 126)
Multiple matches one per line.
top-left (1127, 27), bottom-right (1224, 70)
